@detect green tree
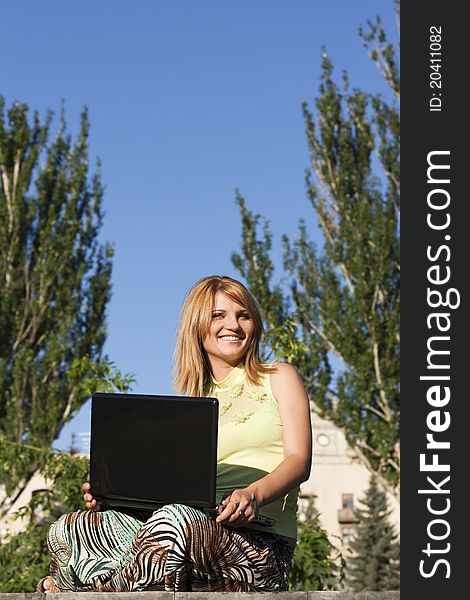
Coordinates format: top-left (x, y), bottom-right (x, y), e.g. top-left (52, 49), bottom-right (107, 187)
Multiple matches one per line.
top-left (232, 9), bottom-right (399, 494)
top-left (0, 451), bottom-right (90, 592)
top-left (346, 475), bottom-right (399, 591)
top-left (289, 516), bottom-right (342, 591)
top-left (0, 97), bottom-right (115, 516)
top-left (289, 496), bottom-right (343, 591)
top-left (0, 357), bottom-right (134, 592)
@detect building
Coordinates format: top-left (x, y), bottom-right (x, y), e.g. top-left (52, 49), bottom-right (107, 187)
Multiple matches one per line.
top-left (0, 471), bottom-right (50, 540)
top-left (299, 412), bottom-right (400, 549)
top-left (0, 432), bottom-right (90, 543)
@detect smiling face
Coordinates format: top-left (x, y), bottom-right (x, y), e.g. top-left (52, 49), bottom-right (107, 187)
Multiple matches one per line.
top-left (202, 292), bottom-right (255, 373)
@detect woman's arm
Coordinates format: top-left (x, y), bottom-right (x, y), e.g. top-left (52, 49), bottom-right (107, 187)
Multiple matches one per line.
top-left (216, 362), bottom-right (312, 525)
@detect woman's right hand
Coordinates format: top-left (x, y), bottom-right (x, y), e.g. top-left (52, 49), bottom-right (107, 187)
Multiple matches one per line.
top-left (82, 482), bottom-right (101, 511)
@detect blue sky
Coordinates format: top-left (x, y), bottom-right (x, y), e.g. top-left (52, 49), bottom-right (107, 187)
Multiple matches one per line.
top-left (1, 0), bottom-right (398, 451)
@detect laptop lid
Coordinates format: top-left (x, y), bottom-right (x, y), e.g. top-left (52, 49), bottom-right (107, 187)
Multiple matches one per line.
top-left (90, 392), bottom-right (219, 513)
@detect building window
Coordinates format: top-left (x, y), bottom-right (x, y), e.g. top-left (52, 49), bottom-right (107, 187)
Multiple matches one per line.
top-left (298, 493), bottom-right (317, 521)
top-left (341, 525), bottom-right (355, 544)
top-left (342, 493), bottom-right (354, 509)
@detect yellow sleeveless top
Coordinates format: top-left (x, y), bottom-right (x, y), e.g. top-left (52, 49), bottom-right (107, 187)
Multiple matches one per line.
top-left (210, 364), bottom-right (298, 539)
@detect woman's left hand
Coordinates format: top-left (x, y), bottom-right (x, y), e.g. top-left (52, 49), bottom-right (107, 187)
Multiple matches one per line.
top-left (216, 488), bottom-right (258, 527)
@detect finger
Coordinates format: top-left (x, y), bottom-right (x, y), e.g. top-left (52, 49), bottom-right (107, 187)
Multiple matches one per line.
top-left (229, 514), bottom-right (247, 527)
top-left (216, 502), bottom-right (238, 523)
top-left (229, 513), bottom-right (244, 523)
top-left (246, 512), bottom-right (256, 522)
top-left (217, 495), bottom-right (250, 522)
top-left (226, 519), bottom-right (243, 528)
top-left (240, 507), bottom-right (253, 520)
top-left (217, 498), bottom-right (232, 513)
top-left (83, 482), bottom-right (91, 492)
top-left (218, 506), bottom-right (245, 527)
top-left (229, 505), bottom-right (248, 523)
top-left (86, 499), bottom-right (100, 511)
top-left (224, 494), bottom-right (247, 517)
top-left (215, 507), bottom-right (233, 523)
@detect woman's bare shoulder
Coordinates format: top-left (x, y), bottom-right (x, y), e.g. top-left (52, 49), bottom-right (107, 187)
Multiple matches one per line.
top-left (267, 362), bottom-right (309, 417)
top-left (267, 361), bottom-right (299, 377)
top-left (268, 361), bottom-right (303, 392)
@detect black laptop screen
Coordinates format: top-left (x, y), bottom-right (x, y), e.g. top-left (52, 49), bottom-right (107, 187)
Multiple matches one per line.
top-left (90, 393), bottom-right (219, 510)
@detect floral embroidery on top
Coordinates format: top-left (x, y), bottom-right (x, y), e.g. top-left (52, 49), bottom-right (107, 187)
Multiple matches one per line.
top-left (229, 383), bottom-right (244, 398)
top-left (231, 412), bottom-right (254, 425)
top-left (248, 388), bottom-right (268, 403)
top-left (220, 401), bottom-right (232, 416)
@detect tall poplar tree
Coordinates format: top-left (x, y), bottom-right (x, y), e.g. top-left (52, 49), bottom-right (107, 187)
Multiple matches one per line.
top-left (232, 10), bottom-right (400, 494)
top-left (0, 97), bottom-right (113, 514)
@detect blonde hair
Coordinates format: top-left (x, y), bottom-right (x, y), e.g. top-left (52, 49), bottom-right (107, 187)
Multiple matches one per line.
top-left (173, 275), bottom-right (271, 396)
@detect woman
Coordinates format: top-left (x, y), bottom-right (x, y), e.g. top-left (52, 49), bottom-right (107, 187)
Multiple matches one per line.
top-left (39, 275), bottom-right (312, 592)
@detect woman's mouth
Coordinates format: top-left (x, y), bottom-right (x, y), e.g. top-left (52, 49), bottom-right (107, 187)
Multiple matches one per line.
top-left (219, 336), bottom-right (243, 343)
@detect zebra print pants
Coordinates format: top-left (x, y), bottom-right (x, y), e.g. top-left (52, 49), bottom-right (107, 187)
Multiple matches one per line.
top-left (46, 504), bottom-right (295, 592)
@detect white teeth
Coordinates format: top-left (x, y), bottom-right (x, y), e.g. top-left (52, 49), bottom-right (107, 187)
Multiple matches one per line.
top-left (220, 336), bottom-right (241, 341)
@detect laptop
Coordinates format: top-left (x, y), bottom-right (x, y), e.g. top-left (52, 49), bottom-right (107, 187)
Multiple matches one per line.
top-left (90, 392), bottom-right (275, 527)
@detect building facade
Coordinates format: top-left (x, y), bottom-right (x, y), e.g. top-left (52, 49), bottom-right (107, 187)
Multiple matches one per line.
top-left (299, 412), bottom-right (400, 549)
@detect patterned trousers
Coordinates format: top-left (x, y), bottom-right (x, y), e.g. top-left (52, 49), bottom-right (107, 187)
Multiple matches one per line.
top-left (46, 504), bottom-right (295, 592)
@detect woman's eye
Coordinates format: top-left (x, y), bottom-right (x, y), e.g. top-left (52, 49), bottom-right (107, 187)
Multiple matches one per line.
top-left (211, 311), bottom-right (250, 319)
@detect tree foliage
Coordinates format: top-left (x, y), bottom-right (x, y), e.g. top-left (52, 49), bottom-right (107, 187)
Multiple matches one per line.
top-left (289, 516), bottom-right (342, 591)
top-left (0, 451), bottom-right (90, 592)
top-left (0, 522), bottom-right (51, 592)
top-left (345, 476), bottom-right (399, 591)
top-left (0, 356), bottom-right (134, 592)
top-left (289, 497), bottom-right (343, 591)
top-left (232, 10), bottom-right (400, 493)
top-left (0, 96), bottom-right (123, 513)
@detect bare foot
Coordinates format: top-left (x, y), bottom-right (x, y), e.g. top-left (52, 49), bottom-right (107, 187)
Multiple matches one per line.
top-left (37, 576), bottom-right (54, 593)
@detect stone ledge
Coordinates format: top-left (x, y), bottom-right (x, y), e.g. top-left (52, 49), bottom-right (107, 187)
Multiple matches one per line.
top-left (0, 592), bottom-right (400, 599)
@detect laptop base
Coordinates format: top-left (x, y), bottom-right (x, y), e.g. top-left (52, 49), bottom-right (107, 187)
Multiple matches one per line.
top-left (95, 495), bottom-right (219, 518)
top-left (96, 496), bottom-right (275, 527)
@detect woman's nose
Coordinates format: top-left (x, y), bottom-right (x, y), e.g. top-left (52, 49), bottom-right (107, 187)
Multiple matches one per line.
top-left (224, 314), bottom-right (240, 330)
